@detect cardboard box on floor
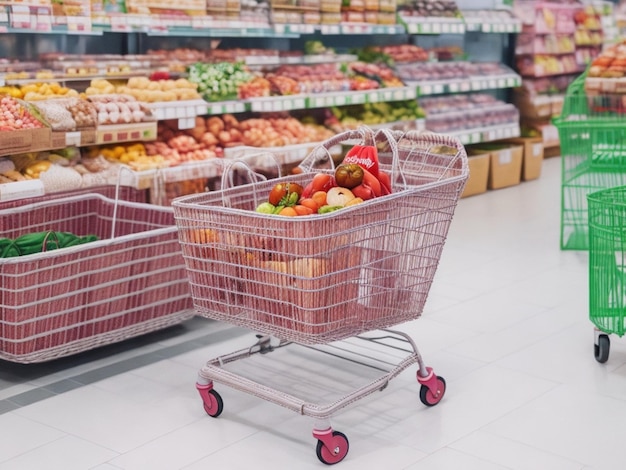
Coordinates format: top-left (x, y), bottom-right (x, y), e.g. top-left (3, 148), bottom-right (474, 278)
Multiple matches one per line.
top-left (462, 149), bottom-right (490, 198)
top-left (469, 143), bottom-right (523, 190)
top-left (496, 137), bottom-right (544, 181)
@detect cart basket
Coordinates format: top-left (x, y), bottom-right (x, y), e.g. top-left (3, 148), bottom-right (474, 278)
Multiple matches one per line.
top-left (172, 128), bottom-right (468, 345)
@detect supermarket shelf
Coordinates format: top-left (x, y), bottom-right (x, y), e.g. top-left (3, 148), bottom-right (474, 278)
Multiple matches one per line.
top-left (0, 72), bottom-right (153, 86)
top-left (96, 122), bottom-right (158, 144)
top-left (411, 73), bottom-right (521, 96)
top-left (401, 16), bottom-right (466, 35)
top-left (147, 100), bottom-right (210, 121)
top-left (205, 100), bottom-right (248, 115)
top-left (201, 87), bottom-right (418, 115)
top-left (248, 95), bottom-right (308, 113)
top-left (306, 87), bottom-right (417, 109)
top-left (443, 123), bottom-right (521, 145)
top-left (464, 18), bottom-right (521, 34)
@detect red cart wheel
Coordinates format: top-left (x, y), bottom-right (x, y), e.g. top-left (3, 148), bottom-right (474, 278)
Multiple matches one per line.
top-left (316, 431), bottom-right (349, 465)
top-left (419, 376), bottom-right (446, 407)
top-left (202, 389), bottom-right (224, 418)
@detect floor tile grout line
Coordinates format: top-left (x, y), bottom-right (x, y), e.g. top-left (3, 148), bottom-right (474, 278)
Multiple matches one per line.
top-left (0, 325), bottom-right (244, 415)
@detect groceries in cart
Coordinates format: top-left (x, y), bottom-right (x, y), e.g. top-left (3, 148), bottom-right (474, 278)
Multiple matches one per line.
top-left (254, 142), bottom-right (393, 216)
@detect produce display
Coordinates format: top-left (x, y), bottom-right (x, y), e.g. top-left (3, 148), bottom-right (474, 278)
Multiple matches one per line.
top-left (187, 62), bottom-right (254, 102)
top-left (587, 40), bottom-right (626, 78)
top-left (326, 100), bottom-right (424, 131)
top-left (85, 77), bottom-right (201, 102)
top-left (348, 62), bottom-right (404, 88)
top-left (396, 61), bottom-right (515, 82)
top-left (372, 44), bottom-right (429, 63)
top-left (0, 82), bottom-right (80, 101)
top-left (87, 94), bottom-right (154, 125)
top-left (0, 231), bottom-right (98, 258)
top-left (255, 144), bottom-right (391, 216)
top-left (0, 96), bottom-right (47, 131)
top-left (91, 143), bottom-right (169, 170)
top-left (32, 98), bottom-right (97, 131)
top-left (420, 94), bottom-right (519, 133)
top-left (398, 0), bottom-right (461, 18)
top-left (273, 63), bottom-right (350, 93)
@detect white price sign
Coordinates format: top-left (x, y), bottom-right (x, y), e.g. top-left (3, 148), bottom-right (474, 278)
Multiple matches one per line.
top-left (65, 132), bottom-right (81, 147)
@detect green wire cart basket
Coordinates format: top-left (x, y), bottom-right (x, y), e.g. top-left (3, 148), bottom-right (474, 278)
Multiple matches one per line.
top-left (554, 72), bottom-right (626, 251)
top-left (587, 186), bottom-right (626, 363)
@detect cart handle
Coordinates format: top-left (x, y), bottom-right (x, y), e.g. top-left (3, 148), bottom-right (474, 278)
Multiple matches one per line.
top-left (219, 153), bottom-right (281, 209)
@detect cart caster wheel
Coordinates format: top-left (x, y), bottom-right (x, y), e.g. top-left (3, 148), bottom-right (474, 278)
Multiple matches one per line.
top-left (316, 431), bottom-right (349, 465)
top-left (420, 376), bottom-right (446, 407)
top-left (202, 389), bottom-right (223, 418)
top-left (595, 334), bottom-right (610, 364)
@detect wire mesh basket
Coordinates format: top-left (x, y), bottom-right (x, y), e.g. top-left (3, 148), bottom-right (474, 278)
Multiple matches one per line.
top-left (172, 128), bottom-right (468, 345)
top-left (555, 72), bottom-right (626, 250)
top-left (0, 193), bottom-right (193, 363)
top-left (588, 186), bottom-right (626, 337)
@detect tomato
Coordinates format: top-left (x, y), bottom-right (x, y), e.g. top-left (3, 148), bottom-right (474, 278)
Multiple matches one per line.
top-left (335, 163), bottom-right (364, 189)
top-left (278, 206), bottom-right (298, 217)
top-left (378, 170), bottom-right (391, 194)
top-left (301, 173), bottom-right (335, 198)
top-left (352, 184), bottom-right (375, 201)
top-left (268, 182), bottom-right (304, 206)
top-left (311, 191), bottom-right (327, 207)
top-left (293, 205), bottom-right (314, 216)
top-left (299, 198), bottom-right (320, 211)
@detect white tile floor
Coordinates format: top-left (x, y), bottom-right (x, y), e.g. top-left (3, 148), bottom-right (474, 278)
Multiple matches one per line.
top-left (0, 156), bottom-right (619, 469)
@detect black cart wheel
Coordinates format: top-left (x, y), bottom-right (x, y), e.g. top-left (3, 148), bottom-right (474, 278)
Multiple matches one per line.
top-left (316, 431), bottom-right (349, 465)
top-left (202, 389), bottom-right (224, 418)
top-left (594, 334), bottom-right (610, 364)
top-left (419, 376), bottom-right (446, 407)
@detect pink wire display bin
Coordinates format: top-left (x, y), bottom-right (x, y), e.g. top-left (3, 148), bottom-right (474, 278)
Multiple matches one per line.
top-left (0, 193), bottom-right (193, 363)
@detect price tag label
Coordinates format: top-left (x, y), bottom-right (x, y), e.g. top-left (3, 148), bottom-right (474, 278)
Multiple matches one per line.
top-left (66, 16), bottom-right (92, 32)
top-left (393, 90), bottom-right (405, 101)
top-left (499, 149), bottom-right (512, 164)
top-left (432, 23), bottom-right (441, 34)
top-left (334, 95), bottom-right (346, 106)
top-left (483, 23), bottom-right (492, 33)
top-left (533, 143), bottom-right (543, 157)
top-left (460, 82), bottom-right (471, 92)
top-left (368, 91), bottom-right (380, 103)
top-left (65, 132), bottom-right (81, 147)
top-left (178, 117), bottom-right (195, 129)
top-left (0, 179), bottom-right (44, 201)
top-left (488, 79), bottom-right (497, 89)
top-left (272, 100), bottom-right (284, 112)
top-left (449, 83), bottom-right (459, 93)
top-left (11, 5), bottom-right (31, 28)
top-left (433, 84), bottom-right (444, 94)
top-left (111, 15), bottom-right (130, 32)
top-left (497, 78), bottom-right (506, 88)
top-left (293, 97), bottom-right (305, 109)
top-left (472, 132), bottom-right (481, 143)
top-left (165, 106), bottom-right (177, 120)
top-left (421, 84), bottom-right (432, 95)
top-left (460, 134), bottom-right (470, 145)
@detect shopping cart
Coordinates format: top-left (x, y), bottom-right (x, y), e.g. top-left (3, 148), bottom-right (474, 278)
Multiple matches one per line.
top-left (172, 127), bottom-right (468, 464)
top-left (555, 71), bottom-right (626, 250)
top-left (587, 186), bottom-right (626, 363)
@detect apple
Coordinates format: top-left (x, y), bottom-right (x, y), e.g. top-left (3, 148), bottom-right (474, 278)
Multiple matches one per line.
top-left (326, 187), bottom-right (355, 207)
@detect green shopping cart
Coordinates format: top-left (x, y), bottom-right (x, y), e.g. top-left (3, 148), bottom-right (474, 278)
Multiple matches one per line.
top-left (587, 186), bottom-right (626, 363)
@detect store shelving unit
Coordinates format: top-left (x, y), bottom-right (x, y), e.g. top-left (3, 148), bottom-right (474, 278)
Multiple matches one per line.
top-left (0, 0), bottom-right (527, 202)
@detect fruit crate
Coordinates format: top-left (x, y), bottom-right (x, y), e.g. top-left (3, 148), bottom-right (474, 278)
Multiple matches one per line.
top-left (0, 193), bottom-right (193, 363)
top-left (554, 73), bottom-right (626, 250)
